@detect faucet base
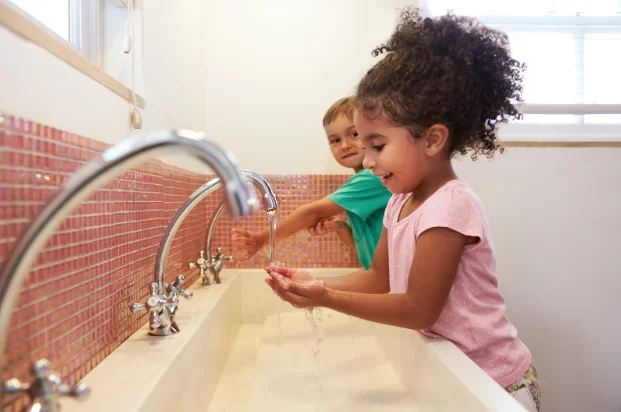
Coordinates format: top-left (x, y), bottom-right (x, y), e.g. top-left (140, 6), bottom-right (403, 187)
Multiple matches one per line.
top-left (148, 327), bottom-right (176, 337)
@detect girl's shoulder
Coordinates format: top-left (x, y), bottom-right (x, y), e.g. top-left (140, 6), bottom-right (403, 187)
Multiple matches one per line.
top-left (421, 179), bottom-right (482, 213)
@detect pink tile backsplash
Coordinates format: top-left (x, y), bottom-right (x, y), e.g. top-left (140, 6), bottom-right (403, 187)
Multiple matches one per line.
top-left (0, 113), bottom-right (359, 410)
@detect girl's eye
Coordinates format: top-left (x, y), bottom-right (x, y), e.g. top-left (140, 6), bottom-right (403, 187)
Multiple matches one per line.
top-left (352, 131), bottom-right (359, 138)
top-left (330, 138), bottom-right (340, 145)
top-left (372, 144), bottom-right (385, 152)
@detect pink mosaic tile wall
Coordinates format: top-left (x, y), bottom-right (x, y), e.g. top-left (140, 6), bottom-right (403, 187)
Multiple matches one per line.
top-left (205, 174), bottom-right (360, 269)
top-left (0, 113), bottom-right (359, 410)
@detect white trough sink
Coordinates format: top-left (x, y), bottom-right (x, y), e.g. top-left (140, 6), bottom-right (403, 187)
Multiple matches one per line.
top-left (61, 269), bottom-right (527, 412)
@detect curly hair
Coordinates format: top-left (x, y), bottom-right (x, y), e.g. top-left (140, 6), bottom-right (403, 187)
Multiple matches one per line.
top-left (355, 7), bottom-right (526, 159)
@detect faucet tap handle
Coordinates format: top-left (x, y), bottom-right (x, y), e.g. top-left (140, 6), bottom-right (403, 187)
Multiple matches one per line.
top-left (4, 377), bottom-right (29, 395)
top-left (4, 359), bottom-right (91, 408)
top-left (130, 283), bottom-right (168, 329)
top-left (58, 381), bottom-right (91, 399)
top-left (215, 247), bottom-right (234, 261)
top-left (188, 251), bottom-right (208, 270)
top-left (169, 275), bottom-right (193, 300)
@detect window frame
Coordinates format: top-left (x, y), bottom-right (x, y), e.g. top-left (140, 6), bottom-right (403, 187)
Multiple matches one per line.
top-left (419, 1), bottom-right (621, 141)
top-left (0, 0), bottom-right (144, 107)
top-left (69, 0), bottom-right (101, 67)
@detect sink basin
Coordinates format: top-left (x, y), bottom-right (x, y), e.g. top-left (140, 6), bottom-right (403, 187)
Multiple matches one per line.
top-left (60, 269), bottom-right (527, 412)
top-left (230, 310), bottom-right (419, 411)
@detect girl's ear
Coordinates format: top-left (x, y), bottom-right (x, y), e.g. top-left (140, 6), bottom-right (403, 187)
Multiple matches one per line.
top-left (424, 124), bottom-right (450, 157)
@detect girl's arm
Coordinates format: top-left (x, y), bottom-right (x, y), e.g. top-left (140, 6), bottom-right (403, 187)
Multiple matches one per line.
top-left (272, 227), bottom-right (465, 330)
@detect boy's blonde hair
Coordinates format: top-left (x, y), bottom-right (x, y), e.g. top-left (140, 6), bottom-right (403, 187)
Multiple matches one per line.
top-left (322, 97), bottom-right (355, 127)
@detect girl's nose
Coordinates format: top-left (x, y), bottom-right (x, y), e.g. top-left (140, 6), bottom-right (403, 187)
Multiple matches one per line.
top-left (362, 154), bottom-right (374, 170)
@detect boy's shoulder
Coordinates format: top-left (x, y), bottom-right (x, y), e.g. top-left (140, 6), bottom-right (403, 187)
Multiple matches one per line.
top-left (345, 169), bottom-right (381, 184)
top-left (327, 169), bottom-right (391, 207)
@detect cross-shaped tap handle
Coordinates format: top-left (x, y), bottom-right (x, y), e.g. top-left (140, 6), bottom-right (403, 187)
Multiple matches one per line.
top-left (4, 359), bottom-right (90, 411)
top-left (130, 282), bottom-right (172, 329)
top-left (215, 247), bottom-right (234, 262)
top-left (188, 251), bottom-right (208, 270)
top-left (167, 275), bottom-right (193, 300)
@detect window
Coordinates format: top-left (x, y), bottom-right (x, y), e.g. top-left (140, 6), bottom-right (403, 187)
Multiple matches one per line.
top-left (3, 0), bottom-right (144, 104)
top-left (8, 0), bottom-right (100, 64)
top-left (420, 0), bottom-right (621, 140)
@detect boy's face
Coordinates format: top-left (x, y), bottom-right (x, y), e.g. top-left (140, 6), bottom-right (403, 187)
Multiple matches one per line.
top-left (324, 115), bottom-right (365, 171)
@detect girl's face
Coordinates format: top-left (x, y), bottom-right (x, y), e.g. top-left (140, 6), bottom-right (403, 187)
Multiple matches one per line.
top-left (355, 110), bottom-right (448, 194)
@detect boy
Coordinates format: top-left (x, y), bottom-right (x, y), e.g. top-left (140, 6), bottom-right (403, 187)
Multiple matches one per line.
top-left (231, 97), bottom-right (391, 269)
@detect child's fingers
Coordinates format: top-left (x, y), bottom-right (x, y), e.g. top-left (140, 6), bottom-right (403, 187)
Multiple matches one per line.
top-left (267, 265), bottom-right (295, 278)
top-left (268, 272), bottom-right (291, 291)
top-left (284, 281), bottom-right (312, 297)
top-left (231, 228), bottom-right (252, 239)
top-left (265, 278), bottom-right (276, 291)
top-left (265, 278), bottom-right (288, 301)
top-left (231, 236), bottom-right (254, 246)
top-left (282, 290), bottom-right (306, 308)
top-left (267, 273), bottom-right (291, 302)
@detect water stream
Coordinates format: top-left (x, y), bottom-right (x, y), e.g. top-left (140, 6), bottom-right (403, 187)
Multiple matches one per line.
top-left (305, 307), bottom-right (325, 411)
top-left (266, 209), bottom-right (282, 344)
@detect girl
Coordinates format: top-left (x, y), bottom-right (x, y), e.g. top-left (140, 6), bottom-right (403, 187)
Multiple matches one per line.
top-left (266, 8), bottom-right (541, 412)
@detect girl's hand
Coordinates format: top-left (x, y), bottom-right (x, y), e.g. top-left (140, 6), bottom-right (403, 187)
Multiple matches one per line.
top-left (307, 216), bottom-right (347, 237)
top-left (264, 265), bottom-right (328, 309)
top-left (231, 228), bottom-right (267, 261)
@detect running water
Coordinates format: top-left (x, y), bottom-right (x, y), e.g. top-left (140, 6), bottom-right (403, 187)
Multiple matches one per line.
top-left (304, 308), bottom-right (325, 411)
top-left (266, 209), bottom-right (282, 344)
top-left (266, 209), bottom-right (278, 264)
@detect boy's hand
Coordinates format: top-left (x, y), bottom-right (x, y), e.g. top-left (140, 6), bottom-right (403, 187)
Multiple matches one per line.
top-left (264, 265), bottom-right (327, 309)
top-left (231, 228), bottom-right (267, 261)
top-left (307, 216), bottom-right (347, 237)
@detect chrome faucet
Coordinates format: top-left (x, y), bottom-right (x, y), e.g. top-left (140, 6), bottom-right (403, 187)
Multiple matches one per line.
top-left (151, 170), bottom-right (278, 292)
top-left (0, 130), bottom-right (259, 411)
top-left (199, 170), bottom-right (279, 284)
top-left (188, 247), bottom-right (233, 285)
top-left (207, 246), bottom-right (233, 284)
top-left (205, 170), bottom-right (279, 283)
top-left (188, 251), bottom-right (211, 284)
top-left (201, 170), bottom-right (280, 284)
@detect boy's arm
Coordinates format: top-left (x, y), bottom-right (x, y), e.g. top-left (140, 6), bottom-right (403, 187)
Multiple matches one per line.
top-left (233, 198), bottom-right (345, 251)
top-left (266, 198), bottom-right (344, 241)
top-left (307, 217), bottom-right (356, 251)
top-left (334, 224), bottom-right (356, 251)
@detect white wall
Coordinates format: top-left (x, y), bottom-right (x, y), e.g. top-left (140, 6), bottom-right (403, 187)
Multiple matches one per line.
top-left (103, 1), bottom-right (145, 98)
top-left (455, 150), bottom-right (621, 412)
top-left (0, 0), bottom-right (208, 172)
top-left (203, 0), bottom-right (415, 175)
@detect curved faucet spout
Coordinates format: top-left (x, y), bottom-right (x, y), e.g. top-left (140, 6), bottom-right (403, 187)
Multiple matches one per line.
top-left (204, 170), bottom-right (279, 282)
top-left (154, 170), bottom-right (278, 291)
top-left (0, 129), bottom-right (259, 407)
